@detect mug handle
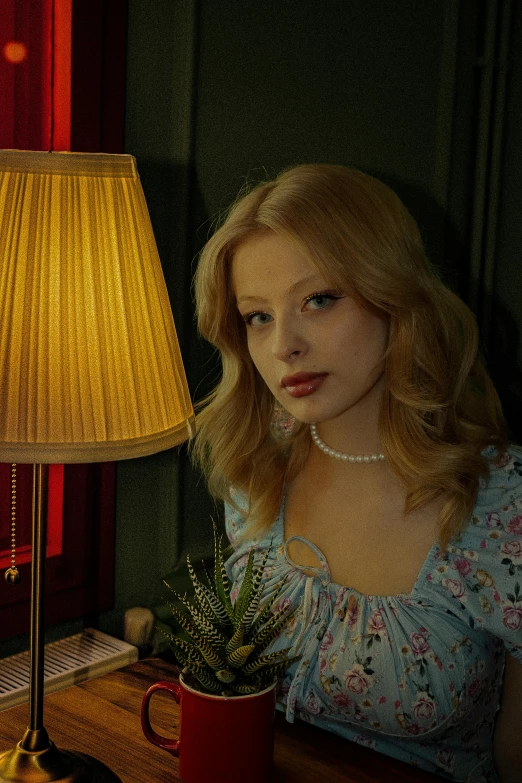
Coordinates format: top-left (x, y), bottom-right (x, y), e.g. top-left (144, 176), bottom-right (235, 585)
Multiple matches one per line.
top-left (141, 680), bottom-right (181, 757)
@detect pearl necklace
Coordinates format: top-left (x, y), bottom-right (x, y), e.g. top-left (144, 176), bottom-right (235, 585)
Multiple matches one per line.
top-left (310, 423), bottom-right (385, 463)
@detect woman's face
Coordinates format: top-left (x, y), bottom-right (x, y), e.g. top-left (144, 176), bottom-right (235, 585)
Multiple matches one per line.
top-left (231, 231), bottom-right (389, 435)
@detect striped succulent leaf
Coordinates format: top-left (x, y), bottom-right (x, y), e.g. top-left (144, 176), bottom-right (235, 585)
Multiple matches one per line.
top-left (251, 612), bottom-right (295, 652)
top-left (164, 525), bottom-right (299, 696)
top-left (241, 583), bottom-right (264, 631)
top-left (242, 648), bottom-right (294, 675)
top-left (213, 529), bottom-right (233, 616)
top-left (225, 621), bottom-right (245, 656)
top-left (247, 655), bottom-right (301, 683)
top-left (251, 603), bottom-right (294, 650)
top-left (232, 682), bottom-right (263, 695)
top-left (169, 604), bottom-right (223, 658)
top-left (165, 590), bottom-right (228, 648)
top-left (190, 665), bottom-right (223, 693)
top-left (249, 577), bottom-right (288, 636)
top-left (233, 549), bottom-right (255, 622)
top-left (185, 557), bottom-right (231, 626)
top-left (234, 545), bottom-right (272, 625)
top-left (199, 644), bottom-right (226, 671)
top-left (227, 643), bottom-right (255, 668)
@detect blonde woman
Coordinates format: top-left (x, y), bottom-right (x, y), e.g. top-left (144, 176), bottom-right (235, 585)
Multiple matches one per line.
top-left (192, 165), bottom-right (522, 782)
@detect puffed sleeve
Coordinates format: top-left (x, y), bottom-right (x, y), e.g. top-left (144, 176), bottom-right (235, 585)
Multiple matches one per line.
top-left (435, 448), bottom-right (522, 661)
top-left (224, 489), bottom-right (250, 544)
top-left (224, 493), bottom-right (253, 599)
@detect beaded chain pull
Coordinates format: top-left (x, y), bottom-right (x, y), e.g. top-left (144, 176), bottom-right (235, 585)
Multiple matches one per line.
top-left (5, 463), bottom-right (21, 585)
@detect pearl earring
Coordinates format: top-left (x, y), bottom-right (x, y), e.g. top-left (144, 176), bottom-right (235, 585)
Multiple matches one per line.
top-left (270, 400), bottom-right (297, 440)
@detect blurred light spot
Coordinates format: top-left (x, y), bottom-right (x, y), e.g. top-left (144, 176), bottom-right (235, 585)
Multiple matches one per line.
top-left (3, 41), bottom-right (28, 64)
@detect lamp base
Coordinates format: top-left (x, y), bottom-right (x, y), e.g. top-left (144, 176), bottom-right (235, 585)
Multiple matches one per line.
top-left (0, 729), bottom-right (121, 782)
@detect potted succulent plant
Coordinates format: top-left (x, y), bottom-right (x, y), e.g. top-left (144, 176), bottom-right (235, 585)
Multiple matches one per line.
top-left (141, 525), bottom-right (299, 783)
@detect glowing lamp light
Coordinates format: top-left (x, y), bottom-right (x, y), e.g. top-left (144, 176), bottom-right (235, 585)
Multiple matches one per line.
top-left (3, 41), bottom-right (28, 64)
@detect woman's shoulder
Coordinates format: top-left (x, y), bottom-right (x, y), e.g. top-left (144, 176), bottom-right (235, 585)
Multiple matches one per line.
top-left (431, 444), bottom-right (522, 660)
top-left (224, 490), bottom-right (249, 547)
top-left (451, 443), bottom-right (522, 562)
top-left (465, 444), bottom-right (522, 539)
top-left (479, 442), bottom-right (522, 499)
top-left (224, 488), bottom-right (281, 549)
top-left (224, 489), bottom-right (286, 592)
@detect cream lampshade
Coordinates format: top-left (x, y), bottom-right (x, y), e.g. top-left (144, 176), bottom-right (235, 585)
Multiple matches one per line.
top-left (0, 149), bottom-right (195, 464)
top-left (0, 149), bottom-right (195, 782)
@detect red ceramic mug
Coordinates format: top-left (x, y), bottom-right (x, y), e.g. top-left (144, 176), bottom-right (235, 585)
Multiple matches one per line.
top-left (141, 675), bottom-right (276, 783)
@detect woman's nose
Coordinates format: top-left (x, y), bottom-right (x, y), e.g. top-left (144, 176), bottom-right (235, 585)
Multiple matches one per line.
top-left (271, 318), bottom-right (307, 361)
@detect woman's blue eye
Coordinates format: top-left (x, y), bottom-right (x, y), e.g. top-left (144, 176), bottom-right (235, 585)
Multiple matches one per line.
top-left (244, 311), bottom-right (273, 327)
top-left (242, 291), bottom-right (343, 326)
top-left (305, 292), bottom-right (343, 310)
top-left (309, 295), bottom-right (330, 308)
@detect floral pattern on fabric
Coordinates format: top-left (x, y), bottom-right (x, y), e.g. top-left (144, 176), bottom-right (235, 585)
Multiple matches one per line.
top-left (225, 446), bottom-right (522, 782)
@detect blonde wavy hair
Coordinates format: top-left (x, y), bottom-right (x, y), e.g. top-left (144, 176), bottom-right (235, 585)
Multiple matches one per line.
top-left (192, 164), bottom-right (508, 549)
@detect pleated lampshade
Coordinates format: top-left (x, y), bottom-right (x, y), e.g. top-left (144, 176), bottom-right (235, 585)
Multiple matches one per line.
top-left (0, 149), bottom-right (195, 463)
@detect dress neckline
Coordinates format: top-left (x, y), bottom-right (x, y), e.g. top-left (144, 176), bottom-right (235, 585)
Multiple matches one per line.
top-left (276, 493), bottom-right (442, 601)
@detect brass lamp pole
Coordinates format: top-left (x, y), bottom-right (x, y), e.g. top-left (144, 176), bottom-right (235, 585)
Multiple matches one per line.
top-left (0, 466), bottom-right (119, 781)
top-left (0, 150), bottom-right (195, 782)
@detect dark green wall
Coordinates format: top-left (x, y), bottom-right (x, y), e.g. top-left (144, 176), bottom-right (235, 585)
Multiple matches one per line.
top-left (121, 0), bottom-right (522, 619)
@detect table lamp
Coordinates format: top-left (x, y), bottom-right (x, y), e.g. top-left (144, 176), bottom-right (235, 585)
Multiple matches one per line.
top-left (0, 149), bottom-right (195, 782)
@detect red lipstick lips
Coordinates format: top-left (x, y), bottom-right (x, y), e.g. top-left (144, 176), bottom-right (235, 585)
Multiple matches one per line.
top-left (281, 372), bottom-right (327, 398)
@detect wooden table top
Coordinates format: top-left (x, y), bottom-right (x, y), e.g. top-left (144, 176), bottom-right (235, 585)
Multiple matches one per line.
top-left (0, 657), bottom-right (445, 782)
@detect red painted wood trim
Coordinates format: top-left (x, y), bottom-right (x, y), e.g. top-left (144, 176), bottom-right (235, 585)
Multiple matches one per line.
top-left (0, 463), bottom-right (116, 640)
top-left (0, 1), bottom-right (16, 148)
top-left (0, 465), bottom-right (64, 569)
top-left (52, 0), bottom-right (72, 151)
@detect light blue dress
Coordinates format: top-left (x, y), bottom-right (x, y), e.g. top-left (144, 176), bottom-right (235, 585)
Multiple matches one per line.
top-left (225, 446), bottom-right (522, 782)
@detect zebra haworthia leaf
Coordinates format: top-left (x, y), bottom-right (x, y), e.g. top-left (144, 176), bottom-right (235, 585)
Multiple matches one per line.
top-left (163, 524), bottom-right (299, 696)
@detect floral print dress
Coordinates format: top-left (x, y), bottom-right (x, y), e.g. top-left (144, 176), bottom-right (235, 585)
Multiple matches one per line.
top-left (225, 447), bottom-right (522, 782)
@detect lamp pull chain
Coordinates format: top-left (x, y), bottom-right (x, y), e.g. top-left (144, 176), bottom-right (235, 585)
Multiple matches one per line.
top-left (5, 463), bottom-right (21, 585)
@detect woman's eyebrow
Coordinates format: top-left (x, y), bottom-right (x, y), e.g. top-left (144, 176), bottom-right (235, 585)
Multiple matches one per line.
top-left (235, 274), bottom-right (326, 306)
